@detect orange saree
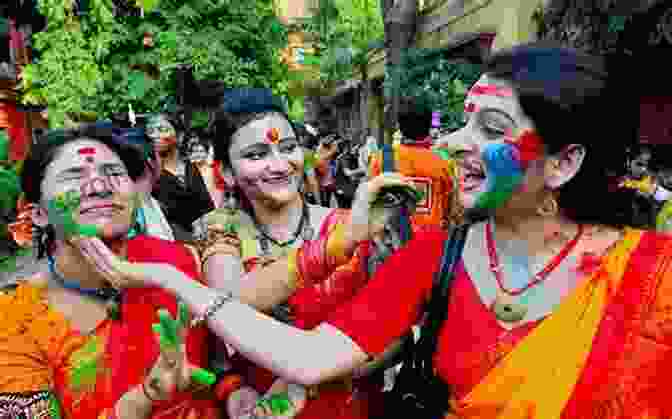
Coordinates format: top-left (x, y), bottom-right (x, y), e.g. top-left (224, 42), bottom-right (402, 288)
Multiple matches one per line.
top-left (0, 235), bottom-right (220, 419)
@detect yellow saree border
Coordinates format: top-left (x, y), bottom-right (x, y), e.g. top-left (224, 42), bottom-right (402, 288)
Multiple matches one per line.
top-left (449, 229), bottom-right (644, 419)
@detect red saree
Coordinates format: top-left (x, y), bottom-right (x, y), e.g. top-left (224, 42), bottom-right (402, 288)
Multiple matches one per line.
top-left (230, 209), bottom-right (385, 419)
top-left (0, 235), bottom-right (220, 419)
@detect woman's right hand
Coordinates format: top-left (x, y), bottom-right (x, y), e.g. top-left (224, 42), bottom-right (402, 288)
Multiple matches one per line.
top-left (347, 173), bottom-right (415, 244)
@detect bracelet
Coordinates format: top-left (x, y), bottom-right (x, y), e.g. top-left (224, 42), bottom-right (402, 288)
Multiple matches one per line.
top-left (191, 292), bottom-right (234, 327)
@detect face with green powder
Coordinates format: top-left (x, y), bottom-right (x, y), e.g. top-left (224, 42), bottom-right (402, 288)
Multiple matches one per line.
top-left (32, 139), bottom-right (140, 240)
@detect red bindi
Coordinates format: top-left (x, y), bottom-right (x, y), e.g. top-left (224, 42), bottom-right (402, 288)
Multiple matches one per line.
top-left (464, 102), bottom-right (477, 114)
top-left (468, 84), bottom-right (514, 98)
top-left (265, 128), bottom-right (280, 145)
top-left (78, 147), bottom-right (97, 155)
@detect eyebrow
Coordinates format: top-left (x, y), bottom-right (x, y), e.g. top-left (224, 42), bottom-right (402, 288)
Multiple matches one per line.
top-left (55, 162), bottom-right (125, 178)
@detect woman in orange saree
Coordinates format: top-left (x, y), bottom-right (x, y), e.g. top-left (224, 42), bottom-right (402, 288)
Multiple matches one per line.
top-left (0, 123), bottom-right (220, 419)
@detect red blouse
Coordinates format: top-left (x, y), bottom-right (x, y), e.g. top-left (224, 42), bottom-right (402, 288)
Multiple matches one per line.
top-left (327, 231), bottom-right (540, 399)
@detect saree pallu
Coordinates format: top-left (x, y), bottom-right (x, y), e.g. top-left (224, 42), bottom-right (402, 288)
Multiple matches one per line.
top-left (0, 235), bottom-right (220, 419)
top-left (448, 229), bottom-right (672, 419)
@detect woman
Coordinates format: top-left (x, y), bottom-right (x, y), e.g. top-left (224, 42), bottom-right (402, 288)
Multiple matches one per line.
top-left (84, 43), bottom-right (672, 418)
top-left (147, 114), bottom-right (214, 240)
top-left (187, 135), bottom-right (222, 206)
top-left (0, 123), bottom-right (219, 418)
top-left (186, 88), bottom-right (413, 419)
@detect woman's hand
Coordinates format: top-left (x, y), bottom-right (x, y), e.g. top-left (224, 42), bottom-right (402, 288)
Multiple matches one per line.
top-left (227, 379), bottom-right (307, 419)
top-left (144, 302), bottom-right (216, 401)
top-left (70, 237), bottom-right (177, 289)
top-left (347, 173), bottom-right (415, 244)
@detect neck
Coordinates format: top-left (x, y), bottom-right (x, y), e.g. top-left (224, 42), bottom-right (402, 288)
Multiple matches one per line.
top-left (160, 148), bottom-right (179, 173)
top-left (250, 197), bottom-right (304, 241)
top-left (492, 211), bottom-right (578, 257)
top-left (52, 238), bottom-right (126, 290)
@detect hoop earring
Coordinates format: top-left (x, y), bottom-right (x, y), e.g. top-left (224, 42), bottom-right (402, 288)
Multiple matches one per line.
top-left (537, 193), bottom-right (559, 217)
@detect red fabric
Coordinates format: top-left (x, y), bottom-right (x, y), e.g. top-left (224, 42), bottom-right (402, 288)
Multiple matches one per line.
top-left (213, 160), bottom-right (227, 191)
top-left (327, 231), bottom-right (447, 355)
top-left (110, 235), bottom-right (213, 415)
top-left (4, 102), bottom-right (29, 161)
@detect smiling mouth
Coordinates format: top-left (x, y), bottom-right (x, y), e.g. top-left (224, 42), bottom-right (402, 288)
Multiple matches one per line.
top-left (461, 162), bottom-right (486, 191)
top-left (262, 175), bottom-right (295, 185)
top-left (80, 205), bottom-right (123, 216)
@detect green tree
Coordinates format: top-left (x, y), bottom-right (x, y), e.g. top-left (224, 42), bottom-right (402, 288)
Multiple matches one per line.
top-left (20, 0), bottom-right (290, 127)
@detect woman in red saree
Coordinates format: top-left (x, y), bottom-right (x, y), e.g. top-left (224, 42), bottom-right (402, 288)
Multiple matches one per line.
top-left (79, 44), bottom-right (672, 418)
top-left (0, 123), bottom-right (219, 419)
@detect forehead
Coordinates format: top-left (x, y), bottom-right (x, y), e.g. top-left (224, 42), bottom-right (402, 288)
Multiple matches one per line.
top-left (230, 113), bottom-right (295, 152)
top-left (47, 139), bottom-right (124, 172)
top-left (465, 75), bottom-right (526, 120)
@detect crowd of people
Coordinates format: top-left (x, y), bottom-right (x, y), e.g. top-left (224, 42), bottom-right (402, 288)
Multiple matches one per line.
top-left (2, 42), bottom-right (672, 419)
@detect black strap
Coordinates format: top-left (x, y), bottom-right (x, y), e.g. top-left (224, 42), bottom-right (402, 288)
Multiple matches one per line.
top-left (406, 223), bottom-right (470, 381)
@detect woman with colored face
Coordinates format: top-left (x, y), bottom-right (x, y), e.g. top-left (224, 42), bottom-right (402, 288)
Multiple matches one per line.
top-left (0, 123), bottom-right (220, 419)
top-left (88, 44), bottom-right (672, 418)
top-left (146, 114), bottom-right (214, 241)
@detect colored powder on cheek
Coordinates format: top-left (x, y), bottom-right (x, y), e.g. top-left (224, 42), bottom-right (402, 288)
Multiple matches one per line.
top-left (474, 142), bottom-right (525, 211)
top-left (505, 130), bottom-right (544, 169)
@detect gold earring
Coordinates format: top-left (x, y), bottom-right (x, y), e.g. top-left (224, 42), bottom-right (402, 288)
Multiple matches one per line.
top-left (537, 193), bottom-right (559, 217)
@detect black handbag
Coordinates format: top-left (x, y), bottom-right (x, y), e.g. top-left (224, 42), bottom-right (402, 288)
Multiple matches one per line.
top-left (381, 223), bottom-right (470, 419)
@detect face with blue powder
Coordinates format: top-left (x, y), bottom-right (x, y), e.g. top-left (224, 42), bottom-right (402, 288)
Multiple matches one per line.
top-left (441, 75), bottom-right (586, 218)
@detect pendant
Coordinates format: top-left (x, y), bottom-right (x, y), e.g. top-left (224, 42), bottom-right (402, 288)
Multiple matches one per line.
top-left (491, 291), bottom-right (528, 323)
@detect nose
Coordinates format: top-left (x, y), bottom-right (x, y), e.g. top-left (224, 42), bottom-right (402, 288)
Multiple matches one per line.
top-left (81, 172), bottom-right (115, 199)
top-left (439, 127), bottom-right (480, 156)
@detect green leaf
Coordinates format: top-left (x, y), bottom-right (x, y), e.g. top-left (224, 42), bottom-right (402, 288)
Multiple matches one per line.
top-left (127, 71), bottom-right (152, 99)
top-left (136, 0), bottom-right (161, 12)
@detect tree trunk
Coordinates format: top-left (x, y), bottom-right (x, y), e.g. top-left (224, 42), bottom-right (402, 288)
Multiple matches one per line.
top-left (383, 0), bottom-right (417, 144)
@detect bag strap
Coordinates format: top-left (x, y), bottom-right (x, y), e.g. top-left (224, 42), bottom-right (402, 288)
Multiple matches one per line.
top-left (415, 223), bottom-right (470, 379)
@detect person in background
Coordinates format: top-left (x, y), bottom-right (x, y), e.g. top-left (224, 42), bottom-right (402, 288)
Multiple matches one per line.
top-left (146, 114), bottom-right (215, 240)
top-left (315, 135), bottom-right (340, 207)
top-left (369, 98), bottom-right (460, 231)
top-left (654, 166), bottom-right (672, 233)
top-left (296, 124), bottom-right (322, 205)
top-left (619, 146), bottom-right (658, 227)
top-left (187, 133), bottom-right (223, 207)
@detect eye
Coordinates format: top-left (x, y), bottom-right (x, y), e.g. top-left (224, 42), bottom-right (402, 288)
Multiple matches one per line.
top-left (244, 151), bottom-right (267, 160)
top-left (380, 192), bottom-right (403, 208)
top-left (279, 142), bottom-right (298, 154)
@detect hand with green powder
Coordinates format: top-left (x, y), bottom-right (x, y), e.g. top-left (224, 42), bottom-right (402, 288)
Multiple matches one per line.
top-left (143, 302), bottom-right (216, 401)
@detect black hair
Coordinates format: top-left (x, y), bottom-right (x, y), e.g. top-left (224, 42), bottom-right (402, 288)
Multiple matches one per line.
top-left (398, 97), bottom-right (432, 141)
top-left (21, 122), bottom-right (146, 205)
top-left (208, 89), bottom-right (298, 168)
top-left (485, 42), bottom-right (638, 227)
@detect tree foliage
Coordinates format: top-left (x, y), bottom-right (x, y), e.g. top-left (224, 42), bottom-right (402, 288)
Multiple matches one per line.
top-left (385, 48), bottom-right (483, 131)
top-left (299, 0), bottom-right (384, 82)
top-left (20, 0), bottom-right (290, 127)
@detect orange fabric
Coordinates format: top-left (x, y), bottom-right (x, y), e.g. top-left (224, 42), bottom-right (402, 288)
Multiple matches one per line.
top-left (0, 236), bottom-right (220, 419)
top-left (369, 143), bottom-right (456, 231)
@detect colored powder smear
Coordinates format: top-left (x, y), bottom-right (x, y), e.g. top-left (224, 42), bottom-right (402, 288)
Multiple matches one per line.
top-left (48, 191), bottom-right (101, 239)
top-left (474, 130), bottom-right (543, 212)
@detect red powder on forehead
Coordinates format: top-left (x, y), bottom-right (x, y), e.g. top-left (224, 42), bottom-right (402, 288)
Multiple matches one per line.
top-left (78, 147), bottom-right (97, 155)
top-left (464, 102), bottom-right (477, 114)
top-left (469, 84), bottom-right (513, 98)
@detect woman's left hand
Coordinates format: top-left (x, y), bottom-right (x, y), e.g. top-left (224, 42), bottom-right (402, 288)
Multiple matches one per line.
top-left (70, 237), bottom-right (177, 289)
